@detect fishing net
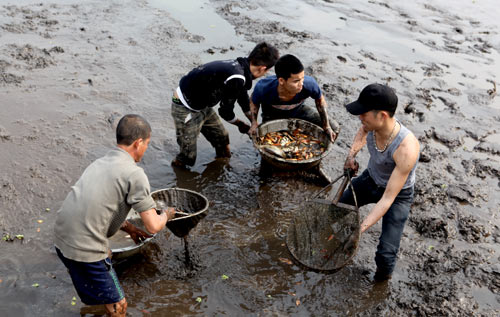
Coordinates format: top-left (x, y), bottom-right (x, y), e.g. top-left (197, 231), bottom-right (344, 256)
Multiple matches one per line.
top-left (286, 174), bottom-right (360, 271)
top-left (152, 188), bottom-right (209, 238)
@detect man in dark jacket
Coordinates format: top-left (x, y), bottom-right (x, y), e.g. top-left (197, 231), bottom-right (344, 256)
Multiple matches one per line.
top-left (171, 42), bottom-right (279, 169)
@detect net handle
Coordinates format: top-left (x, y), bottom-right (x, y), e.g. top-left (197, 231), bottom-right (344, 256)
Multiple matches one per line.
top-left (311, 170), bottom-right (359, 209)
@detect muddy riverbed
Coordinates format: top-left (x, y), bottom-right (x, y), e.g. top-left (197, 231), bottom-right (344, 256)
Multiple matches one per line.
top-left (0, 0), bottom-right (499, 315)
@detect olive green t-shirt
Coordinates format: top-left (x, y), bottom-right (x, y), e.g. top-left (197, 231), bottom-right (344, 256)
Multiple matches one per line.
top-left (54, 148), bottom-right (156, 262)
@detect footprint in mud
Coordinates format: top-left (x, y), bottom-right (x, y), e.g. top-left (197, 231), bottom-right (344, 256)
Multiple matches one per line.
top-left (457, 215), bottom-right (489, 243)
top-left (462, 159), bottom-right (500, 180)
top-left (410, 216), bottom-right (456, 241)
top-left (447, 184), bottom-right (484, 205)
top-left (429, 128), bottom-right (463, 150)
top-left (412, 182), bottom-right (449, 207)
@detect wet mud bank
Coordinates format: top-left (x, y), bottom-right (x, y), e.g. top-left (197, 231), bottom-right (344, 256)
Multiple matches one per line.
top-left (1, 0), bottom-right (499, 316)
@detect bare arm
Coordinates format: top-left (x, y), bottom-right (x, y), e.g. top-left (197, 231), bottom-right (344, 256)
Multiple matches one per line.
top-left (120, 220), bottom-right (152, 244)
top-left (315, 96), bottom-right (336, 142)
top-left (138, 207), bottom-right (176, 234)
top-left (344, 125), bottom-right (369, 171)
top-left (248, 100), bottom-right (261, 136)
top-left (360, 134), bottom-right (420, 233)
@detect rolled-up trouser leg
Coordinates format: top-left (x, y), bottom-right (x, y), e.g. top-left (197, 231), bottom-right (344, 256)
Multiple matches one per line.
top-left (375, 187), bottom-right (414, 276)
top-left (171, 102), bottom-right (205, 167)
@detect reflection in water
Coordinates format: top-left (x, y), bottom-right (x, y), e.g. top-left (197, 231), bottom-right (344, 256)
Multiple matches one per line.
top-left (258, 159), bottom-right (332, 187)
top-left (172, 158), bottom-right (230, 192)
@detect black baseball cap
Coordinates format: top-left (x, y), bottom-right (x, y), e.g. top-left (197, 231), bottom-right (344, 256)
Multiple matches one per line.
top-left (345, 83), bottom-right (398, 115)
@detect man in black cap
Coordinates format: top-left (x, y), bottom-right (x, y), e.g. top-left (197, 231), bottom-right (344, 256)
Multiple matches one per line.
top-left (340, 83), bottom-right (420, 281)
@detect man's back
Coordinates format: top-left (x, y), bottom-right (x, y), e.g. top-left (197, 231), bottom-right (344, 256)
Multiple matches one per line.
top-left (179, 58), bottom-right (250, 110)
top-left (54, 148), bottom-right (155, 263)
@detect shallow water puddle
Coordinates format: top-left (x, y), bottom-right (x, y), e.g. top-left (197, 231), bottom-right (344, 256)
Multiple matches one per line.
top-left (148, 0), bottom-right (246, 62)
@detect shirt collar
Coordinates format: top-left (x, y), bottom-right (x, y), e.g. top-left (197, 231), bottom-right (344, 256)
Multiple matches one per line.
top-left (237, 57), bottom-right (252, 89)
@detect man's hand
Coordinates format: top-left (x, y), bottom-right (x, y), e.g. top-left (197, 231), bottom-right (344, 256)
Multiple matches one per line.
top-left (236, 120), bottom-right (250, 134)
top-left (248, 122), bottom-right (259, 137)
top-left (324, 127), bottom-right (337, 143)
top-left (129, 227), bottom-right (153, 244)
top-left (164, 207), bottom-right (176, 222)
top-left (122, 221), bottom-right (153, 244)
top-left (344, 156), bottom-right (359, 175)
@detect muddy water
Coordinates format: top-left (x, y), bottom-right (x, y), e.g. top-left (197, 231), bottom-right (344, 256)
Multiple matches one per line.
top-left (1, 0), bottom-right (499, 316)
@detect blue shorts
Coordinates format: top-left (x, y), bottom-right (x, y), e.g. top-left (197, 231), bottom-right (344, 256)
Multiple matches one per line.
top-left (56, 247), bottom-right (125, 305)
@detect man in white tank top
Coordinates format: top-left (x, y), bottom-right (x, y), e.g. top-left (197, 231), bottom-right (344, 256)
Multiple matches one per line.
top-left (340, 83), bottom-right (420, 282)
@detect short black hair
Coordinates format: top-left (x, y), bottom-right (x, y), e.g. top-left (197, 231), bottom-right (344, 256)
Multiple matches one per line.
top-left (248, 42), bottom-right (279, 69)
top-left (275, 54), bottom-right (304, 80)
top-left (116, 114), bottom-right (151, 146)
top-left (372, 109), bottom-right (395, 118)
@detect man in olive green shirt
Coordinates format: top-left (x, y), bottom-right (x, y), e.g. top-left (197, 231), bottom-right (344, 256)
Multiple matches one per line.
top-left (55, 114), bottom-right (175, 316)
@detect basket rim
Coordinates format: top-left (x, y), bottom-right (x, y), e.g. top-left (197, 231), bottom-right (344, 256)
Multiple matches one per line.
top-left (151, 187), bottom-right (209, 221)
top-left (111, 235), bottom-right (155, 253)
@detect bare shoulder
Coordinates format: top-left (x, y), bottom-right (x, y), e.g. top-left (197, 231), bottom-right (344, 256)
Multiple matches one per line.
top-left (401, 131), bottom-right (420, 152)
top-left (394, 131), bottom-right (420, 169)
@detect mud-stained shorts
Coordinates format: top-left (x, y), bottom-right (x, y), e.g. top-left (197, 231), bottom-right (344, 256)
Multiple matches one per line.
top-left (55, 247), bottom-right (124, 305)
top-left (171, 99), bottom-right (229, 166)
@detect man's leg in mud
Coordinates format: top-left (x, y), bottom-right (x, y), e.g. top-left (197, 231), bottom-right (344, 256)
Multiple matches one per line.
top-left (374, 187), bottom-right (414, 281)
top-left (171, 102), bottom-right (205, 168)
top-left (199, 108), bottom-right (231, 158)
top-left (105, 298), bottom-right (127, 317)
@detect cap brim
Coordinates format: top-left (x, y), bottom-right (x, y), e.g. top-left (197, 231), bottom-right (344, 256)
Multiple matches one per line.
top-left (345, 100), bottom-right (368, 115)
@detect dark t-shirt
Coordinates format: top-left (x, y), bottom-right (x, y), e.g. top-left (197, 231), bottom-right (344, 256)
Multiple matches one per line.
top-left (178, 57), bottom-right (252, 122)
top-left (251, 75), bottom-right (322, 115)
